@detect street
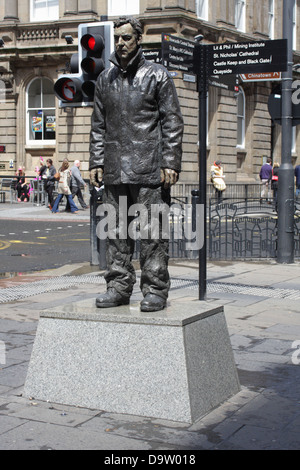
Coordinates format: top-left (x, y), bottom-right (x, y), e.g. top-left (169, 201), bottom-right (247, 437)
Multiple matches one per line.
top-left (0, 219), bottom-right (90, 275)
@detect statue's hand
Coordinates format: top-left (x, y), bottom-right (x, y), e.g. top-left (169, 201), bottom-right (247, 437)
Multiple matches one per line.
top-left (90, 168), bottom-right (103, 187)
top-left (161, 168), bottom-right (179, 188)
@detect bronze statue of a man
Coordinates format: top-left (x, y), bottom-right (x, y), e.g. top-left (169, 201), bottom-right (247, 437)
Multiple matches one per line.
top-left (89, 16), bottom-right (183, 311)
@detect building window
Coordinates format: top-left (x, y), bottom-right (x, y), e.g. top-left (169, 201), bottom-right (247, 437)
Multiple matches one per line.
top-left (26, 78), bottom-right (56, 145)
top-left (237, 87), bottom-right (245, 148)
top-left (235, 0), bottom-right (246, 32)
top-left (268, 0), bottom-right (275, 39)
top-left (30, 0), bottom-right (59, 22)
top-left (196, 0), bottom-right (209, 21)
top-left (108, 0), bottom-right (139, 17)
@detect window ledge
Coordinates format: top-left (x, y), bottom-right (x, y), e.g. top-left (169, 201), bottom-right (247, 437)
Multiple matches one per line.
top-left (25, 143), bottom-right (56, 149)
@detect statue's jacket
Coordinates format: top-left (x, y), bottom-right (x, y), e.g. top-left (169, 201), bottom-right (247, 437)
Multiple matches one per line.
top-left (89, 47), bottom-right (184, 186)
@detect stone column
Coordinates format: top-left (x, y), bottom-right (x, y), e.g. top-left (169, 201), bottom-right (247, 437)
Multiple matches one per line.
top-left (4, 0), bottom-right (19, 20)
top-left (64, 0), bottom-right (78, 16)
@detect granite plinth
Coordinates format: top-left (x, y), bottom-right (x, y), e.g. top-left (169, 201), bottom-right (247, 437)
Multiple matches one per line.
top-left (24, 299), bottom-right (240, 423)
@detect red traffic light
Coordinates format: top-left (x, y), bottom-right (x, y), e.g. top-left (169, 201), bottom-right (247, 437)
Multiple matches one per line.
top-left (87, 37), bottom-right (95, 50)
top-left (53, 77), bottom-right (83, 102)
top-left (81, 34), bottom-right (104, 53)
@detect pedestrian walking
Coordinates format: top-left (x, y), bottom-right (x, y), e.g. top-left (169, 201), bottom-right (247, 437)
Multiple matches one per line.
top-left (42, 158), bottom-right (57, 209)
top-left (270, 162), bottom-right (279, 211)
top-left (70, 160), bottom-right (89, 209)
top-left (211, 160), bottom-right (226, 203)
top-left (259, 157), bottom-right (272, 203)
top-left (51, 159), bottom-right (79, 214)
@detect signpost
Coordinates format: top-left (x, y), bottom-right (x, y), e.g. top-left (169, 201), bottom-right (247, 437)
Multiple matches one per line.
top-left (143, 49), bottom-right (161, 63)
top-left (208, 74), bottom-right (239, 92)
top-left (161, 34), bottom-right (195, 72)
top-left (206, 39), bottom-right (288, 76)
top-left (162, 34), bottom-right (289, 298)
top-left (277, 0), bottom-right (295, 264)
top-left (192, 37), bottom-right (288, 299)
top-left (240, 72), bottom-right (281, 82)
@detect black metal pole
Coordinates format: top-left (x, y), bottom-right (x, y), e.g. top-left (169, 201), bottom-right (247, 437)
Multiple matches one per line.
top-left (197, 44), bottom-right (208, 300)
top-left (90, 186), bottom-right (107, 269)
top-left (90, 187), bottom-right (99, 266)
top-left (277, 0), bottom-right (295, 263)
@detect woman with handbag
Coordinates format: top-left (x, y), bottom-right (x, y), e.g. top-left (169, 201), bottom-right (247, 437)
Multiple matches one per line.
top-left (211, 160), bottom-right (226, 203)
top-left (51, 159), bottom-right (79, 214)
top-left (42, 158), bottom-right (57, 209)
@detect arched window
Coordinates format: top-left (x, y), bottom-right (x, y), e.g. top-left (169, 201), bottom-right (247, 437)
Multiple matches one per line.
top-left (26, 77), bottom-right (56, 145)
top-left (237, 87), bottom-right (245, 149)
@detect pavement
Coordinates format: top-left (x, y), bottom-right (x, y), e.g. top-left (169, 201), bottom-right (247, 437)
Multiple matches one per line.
top-left (0, 200), bottom-right (300, 451)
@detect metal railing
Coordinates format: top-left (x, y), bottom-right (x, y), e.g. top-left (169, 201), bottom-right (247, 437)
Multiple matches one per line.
top-left (0, 176), bottom-right (90, 207)
top-left (171, 182), bottom-right (262, 202)
top-left (91, 193), bottom-right (300, 264)
top-left (209, 199), bottom-right (277, 260)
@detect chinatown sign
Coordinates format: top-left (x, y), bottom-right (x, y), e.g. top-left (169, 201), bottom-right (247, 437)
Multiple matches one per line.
top-left (240, 72), bottom-right (282, 82)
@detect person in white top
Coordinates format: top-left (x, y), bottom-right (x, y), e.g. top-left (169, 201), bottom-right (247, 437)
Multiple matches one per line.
top-left (51, 159), bottom-right (79, 213)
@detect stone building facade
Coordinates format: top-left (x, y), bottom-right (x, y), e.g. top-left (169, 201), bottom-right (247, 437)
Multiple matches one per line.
top-left (0, 0), bottom-right (299, 185)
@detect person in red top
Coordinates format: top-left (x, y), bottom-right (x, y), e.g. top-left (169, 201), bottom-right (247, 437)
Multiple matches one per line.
top-left (269, 162), bottom-right (279, 211)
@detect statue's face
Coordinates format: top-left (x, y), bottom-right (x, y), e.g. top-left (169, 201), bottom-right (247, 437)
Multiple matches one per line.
top-left (114, 23), bottom-right (140, 67)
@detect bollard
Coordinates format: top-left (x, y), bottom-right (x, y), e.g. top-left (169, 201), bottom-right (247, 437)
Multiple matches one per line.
top-left (191, 189), bottom-right (200, 234)
top-left (90, 186), bottom-right (107, 269)
top-left (191, 188), bottom-right (206, 300)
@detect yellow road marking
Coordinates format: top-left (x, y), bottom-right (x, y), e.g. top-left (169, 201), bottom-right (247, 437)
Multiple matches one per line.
top-left (0, 240), bottom-right (11, 250)
top-left (9, 240), bottom-right (46, 245)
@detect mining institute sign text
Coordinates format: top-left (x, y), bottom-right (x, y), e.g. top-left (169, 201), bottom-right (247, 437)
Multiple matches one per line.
top-left (207, 39), bottom-right (287, 76)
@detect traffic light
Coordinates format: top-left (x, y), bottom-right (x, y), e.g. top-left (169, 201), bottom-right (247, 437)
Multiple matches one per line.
top-left (80, 32), bottom-right (105, 99)
top-left (54, 76), bottom-right (83, 103)
top-left (268, 83), bottom-right (300, 126)
top-left (54, 21), bottom-right (114, 107)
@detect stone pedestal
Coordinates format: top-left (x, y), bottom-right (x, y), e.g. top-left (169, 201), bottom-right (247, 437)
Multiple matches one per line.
top-left (24, 300), bottom-right (240, 423)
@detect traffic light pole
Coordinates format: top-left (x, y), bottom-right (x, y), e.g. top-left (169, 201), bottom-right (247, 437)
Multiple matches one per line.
top-left (277, 0), bottom-right (295, 264)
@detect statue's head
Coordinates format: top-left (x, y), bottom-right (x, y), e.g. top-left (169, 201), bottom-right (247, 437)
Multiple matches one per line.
top-left (114, 16), bottom-right (143, 41)
top-left (113, 16), bottom-right (143, 67)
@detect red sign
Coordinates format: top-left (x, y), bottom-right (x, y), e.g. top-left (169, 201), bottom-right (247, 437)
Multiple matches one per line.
top-left (0, 146), bottom-right (6, 153)
top-left (240, 72), bottom-right (281, 82)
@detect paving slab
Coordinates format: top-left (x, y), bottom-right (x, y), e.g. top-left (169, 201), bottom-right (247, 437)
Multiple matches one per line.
top-left (0, 234), bottom-right (299, 450)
